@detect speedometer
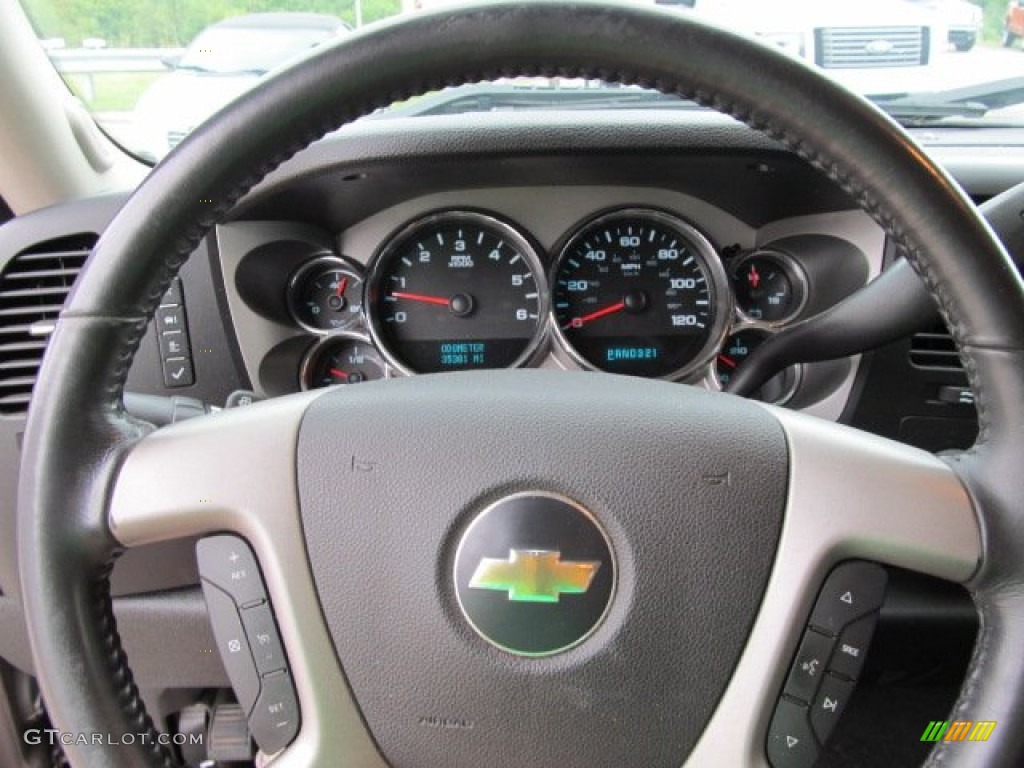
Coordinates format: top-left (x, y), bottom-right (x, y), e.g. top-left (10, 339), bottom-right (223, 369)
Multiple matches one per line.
top-left (551, 209), bottom-right (731, 379)
top-left (366, 211), bottom-right (548, 374)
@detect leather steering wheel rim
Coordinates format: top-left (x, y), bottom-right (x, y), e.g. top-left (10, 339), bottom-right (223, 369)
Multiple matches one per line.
top-left (17, 3), bottom-right (1024, 767)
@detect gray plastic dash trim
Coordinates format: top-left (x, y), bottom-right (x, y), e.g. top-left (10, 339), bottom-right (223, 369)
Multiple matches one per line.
top-left (108, 391), bottom-right (388, 768)
top-left (108, 390), bottom-right (979, 768)
top-left (683, 405), bottom-right (980, 767)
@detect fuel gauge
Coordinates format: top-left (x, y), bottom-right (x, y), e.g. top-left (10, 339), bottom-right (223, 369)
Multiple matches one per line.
top-left (301, 334), bottom-right (389, 389)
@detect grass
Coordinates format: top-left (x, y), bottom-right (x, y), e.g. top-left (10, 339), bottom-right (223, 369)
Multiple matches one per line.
top-left (62, 71), bottom-right (164, 112)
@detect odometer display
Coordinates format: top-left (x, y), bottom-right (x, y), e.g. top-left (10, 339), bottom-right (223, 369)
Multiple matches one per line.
top-left (551, 209), bottom-right (730, 378)
top-left (366, 212), bottom-right (548, 374)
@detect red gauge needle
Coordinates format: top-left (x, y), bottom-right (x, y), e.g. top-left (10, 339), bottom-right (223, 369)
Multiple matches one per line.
top-left (329, 367), bottom-right (349, 378)
top-left (335, 276), bottom-right (349, 298)
top-left (392, 291), bottom-right (450, 307)
top-left (717, 354), bottom-right (738, 369)
top-left (748, 264), bottom-right (761, 289)
top-left (563, 300), bottom-right (626, 330)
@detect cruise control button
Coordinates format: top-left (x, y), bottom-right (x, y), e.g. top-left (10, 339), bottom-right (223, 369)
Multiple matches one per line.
top-left (783, 628), bottom-right (834, 704)
top-left (200, 580), bottom-right (260, 714)
top-left (197, 535), bottom-right (267, 608)
top-left (766, 699), bottom-right (818, 768)
top-left (241, 603), bottom-right (287, 676)
top-left (829, 613), bottom-right (877, 680)
top-left (249, 671), bottom-right (300, 755)
top-left (811, 674), bottom-right (856, 745)
top-left (809, 561), bottom-right (887, 636)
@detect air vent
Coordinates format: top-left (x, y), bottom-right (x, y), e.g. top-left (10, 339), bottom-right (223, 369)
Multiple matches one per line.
top-left (909, 321), bottom-right (963, 371)
top-left (0, 234), bottom-right (95, 415)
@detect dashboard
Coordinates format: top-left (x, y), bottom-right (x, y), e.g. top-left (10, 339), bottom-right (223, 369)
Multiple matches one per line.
top-left (219, 184), bottom-right (879, 421)
top-left (0, 110), bottom-right (1001, 705)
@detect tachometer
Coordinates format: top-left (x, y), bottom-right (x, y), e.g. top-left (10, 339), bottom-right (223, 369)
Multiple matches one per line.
top-left (550, 209), bottom-right (730, 378)
top-left (366, 211), bottom-right (548, 374)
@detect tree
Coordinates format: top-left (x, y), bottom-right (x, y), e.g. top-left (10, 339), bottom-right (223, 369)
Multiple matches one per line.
top-left (21, 0), bottom-right (401, 48)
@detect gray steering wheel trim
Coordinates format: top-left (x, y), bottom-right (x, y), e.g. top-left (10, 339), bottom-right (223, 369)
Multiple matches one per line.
top-left (17, 3), bottom-right (1024, 766)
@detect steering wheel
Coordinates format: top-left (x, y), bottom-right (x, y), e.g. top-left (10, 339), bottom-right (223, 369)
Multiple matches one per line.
top-left (17, 4), bottom-right (1024, 767)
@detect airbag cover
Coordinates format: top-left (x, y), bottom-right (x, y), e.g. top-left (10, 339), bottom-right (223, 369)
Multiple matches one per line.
top-left (297, 370), bottom-right (787, 768)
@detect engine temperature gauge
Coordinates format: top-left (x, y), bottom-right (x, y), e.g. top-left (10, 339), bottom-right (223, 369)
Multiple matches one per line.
top-left (301, 334), bottom-right (388, 389)
top-left (732, 251), bottom-right (807, 324)
top-left (288, 255), bottom-right (365, 334)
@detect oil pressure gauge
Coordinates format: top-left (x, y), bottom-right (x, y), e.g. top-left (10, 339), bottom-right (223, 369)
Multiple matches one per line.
top-left (288, 255), bottom-right (365, 334)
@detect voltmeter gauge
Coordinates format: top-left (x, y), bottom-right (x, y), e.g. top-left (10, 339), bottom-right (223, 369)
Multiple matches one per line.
top-left (714, 328), bottom-right (800, 404)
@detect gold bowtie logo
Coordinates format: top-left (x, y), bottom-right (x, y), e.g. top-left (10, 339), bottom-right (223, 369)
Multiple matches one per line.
top-left (469, 549), bottom-right (600, 603)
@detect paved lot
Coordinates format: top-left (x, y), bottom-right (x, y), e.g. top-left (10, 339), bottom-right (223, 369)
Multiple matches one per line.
top-left (936, 44), bottom-right (1024, 90)
top-left (831, 44), bottom-right (1024, 98)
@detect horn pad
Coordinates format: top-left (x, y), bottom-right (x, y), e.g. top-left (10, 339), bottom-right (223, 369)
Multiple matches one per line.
top-left (298, 370), bottom-right (788, 768)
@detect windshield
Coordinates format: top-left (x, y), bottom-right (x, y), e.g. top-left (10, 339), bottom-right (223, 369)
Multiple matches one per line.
top-left (18, 0), bottom-right (1024, 162)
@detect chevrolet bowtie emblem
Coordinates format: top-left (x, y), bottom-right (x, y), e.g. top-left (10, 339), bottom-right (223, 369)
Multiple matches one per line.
top-left (469, 549), bottom-right (601, 603)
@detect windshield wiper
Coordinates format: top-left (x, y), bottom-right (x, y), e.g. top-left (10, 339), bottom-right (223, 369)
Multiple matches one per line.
top-left (172, 63), bottom-right (215, 74)
top-left (870, 77), bottom-right (1024, 125)
top-left (376, 79), bottom-right (1024, 124)
top-left (378, 84), bottom-right (697, 118)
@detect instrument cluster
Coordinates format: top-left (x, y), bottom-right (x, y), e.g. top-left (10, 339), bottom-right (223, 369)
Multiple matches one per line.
top-left (284, 206), bottom-right (829, 404)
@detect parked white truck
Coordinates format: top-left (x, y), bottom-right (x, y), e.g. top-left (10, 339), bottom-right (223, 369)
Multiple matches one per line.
top-left (648, 0), bottom-right (947, 94)
top-left (683, 0), bottom-right (943, 66)
top-left (406, 0), bottom-right (946, 94)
